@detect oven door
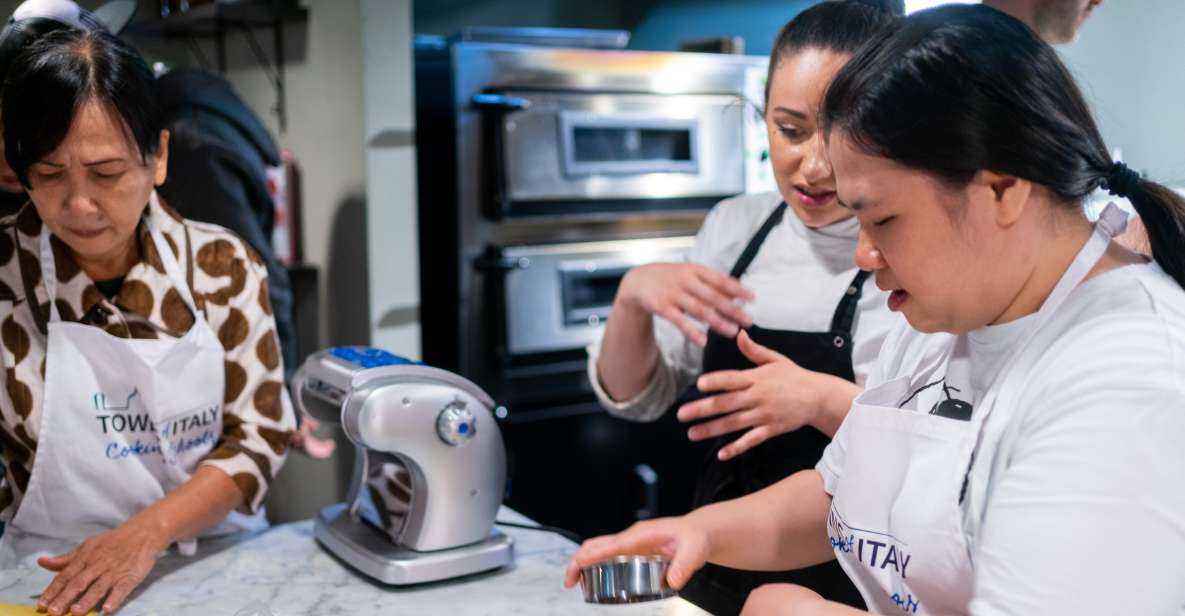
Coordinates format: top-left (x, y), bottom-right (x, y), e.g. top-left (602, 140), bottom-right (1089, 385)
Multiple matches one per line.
top-left (497, 236), bottom-right (696, 357)
top-left (482, 91), bottom-right (745, 217)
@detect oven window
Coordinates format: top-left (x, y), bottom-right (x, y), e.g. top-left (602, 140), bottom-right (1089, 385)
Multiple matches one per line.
top-left (560, 265), bottom-right (630, 326)
top-left (559, 112), bottom-right (699, 177)
top-left (572, 127), bottom-right (691, 164)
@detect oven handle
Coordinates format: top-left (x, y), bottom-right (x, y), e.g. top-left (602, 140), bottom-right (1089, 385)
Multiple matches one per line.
top-left (470, 93), bottom-right (532, 112)
top-left (471, 92), bottom-right (531, 220)
top-left (472, 251), bottom-right (531, 273)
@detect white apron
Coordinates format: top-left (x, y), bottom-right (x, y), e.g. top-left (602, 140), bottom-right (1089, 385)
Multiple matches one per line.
top-left (0, 201), bottom-right (265, 567)
top-left (827, 204), bottom-right (1128, 614)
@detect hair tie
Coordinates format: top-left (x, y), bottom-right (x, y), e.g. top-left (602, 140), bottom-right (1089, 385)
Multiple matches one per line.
top-left (1102, 161), bottom-right (1140, 198)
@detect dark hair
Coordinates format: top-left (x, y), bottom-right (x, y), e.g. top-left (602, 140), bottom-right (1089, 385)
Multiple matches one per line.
top-left (823, 4), bottom-right (1185, 290)
top-left (0, 17), bottom-right (70, 87)
top-left (2, 28), bottom-right (162, 188)
top-left (763, 0), bottom-right (901, 108)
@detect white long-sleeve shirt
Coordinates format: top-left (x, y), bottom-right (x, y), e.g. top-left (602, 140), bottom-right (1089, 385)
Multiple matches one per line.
top-left (587, 191), bottom-right (899, 421)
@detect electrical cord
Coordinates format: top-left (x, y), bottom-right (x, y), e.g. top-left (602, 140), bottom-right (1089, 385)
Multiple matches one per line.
top-left (496, 520), bottom-right (583, 544)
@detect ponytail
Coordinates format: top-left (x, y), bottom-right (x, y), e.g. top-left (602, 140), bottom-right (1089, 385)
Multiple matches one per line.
top-left (1121, 179), bottom-right (1185, 289)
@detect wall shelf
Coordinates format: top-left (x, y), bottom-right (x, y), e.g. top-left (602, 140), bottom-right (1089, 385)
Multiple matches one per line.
top-left (126, 1), bottom-right (308, 132)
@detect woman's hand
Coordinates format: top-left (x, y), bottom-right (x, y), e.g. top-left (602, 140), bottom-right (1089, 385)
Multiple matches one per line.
top-left (677, 331), bottom-right (827, 460)
top-left (563, 517), bottom-right (711, 591)
top-left (616, 263), bottom-right (754, 346)
top-left (36, 516), bottom-right (169, 616)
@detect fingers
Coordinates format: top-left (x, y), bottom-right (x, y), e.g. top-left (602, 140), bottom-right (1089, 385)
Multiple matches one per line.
top-left (100, 573), bottom-right (141, 615)
top-left (43, 560), bottom-right (101, 616)
top-left (685, 280), bottom-right (752, 332)
top-left (717, 426), bottom-right (774, 461)
top-left (563, 523), bottom-right (674, 587)
top-left (73, 573), bottom-right (114, 616)
top-left (37, 549), bottom-right (76, 572)
top-left (677, 387), bottom-right (751, 423)
top-left (654, 304), bottom-right (706, 346)
top-left (665, 538), bottom-right (706, 590)
top-left (696, 369), bottom-right (751, 395)
top-left (688, 409), bottom-right (761, 442)
top-left (737, 330), bottom-right (783, 366)
top-left (38, 553), bottom-right (86, 613)
top-left (672, 294), bottom-right (738, 340)
top-left (695, 267), bottom-right (754, 303)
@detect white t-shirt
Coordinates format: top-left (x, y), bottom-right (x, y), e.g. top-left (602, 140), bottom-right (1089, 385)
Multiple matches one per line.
top-left (587, 191), bottom-right (899, 421)
top-left (818, 261), bottom-right (1185, 615)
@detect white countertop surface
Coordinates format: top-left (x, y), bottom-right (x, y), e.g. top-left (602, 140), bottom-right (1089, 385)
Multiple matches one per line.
top-left (0, 508), bottom-right (710, 616)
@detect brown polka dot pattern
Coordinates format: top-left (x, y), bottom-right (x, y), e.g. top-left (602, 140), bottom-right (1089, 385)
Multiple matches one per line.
top-left (17, 249), bottom-right (40, 294)
top-left (2, 315), bottom-right (29, 365)
top-left (53, 300), bottom-right (75, 322)
top-left (127, 321), bottom-right (159, 339)
top-left (257, 426), bottom-right (290, 456)
top-left (81, 284), bottom-right (104, 314)
top-left (256, 332), bottom-right (279, 371)
top-left (245, 245), bottom-right (265, 267)
top-left (50, 238), bottom-right (80, 283)
top-left (231, 472), bottom-right (260, 508)
top-left (6, 460), bottom-right (28, 492)
top-left (0, 229), bottom-right (14, 266)
top-left (5, 368), bottom-right (31, 419)
top-left (160, 288), bottom-right (194, 334)
top-left (0, 425), bottom-right (31, 462)
top-left (237, 447), bottom-right (273, 482)
top-left (202, 446), bottom-right (239, 461)
top-left (15, 208), bottom-right (40, 236)
top-left (222, 412), bottom-right (248, 441)
top-left (253, 381), bottom-right (282, 421)
top-left (224, 360), bottom-right (247, 403)
top-left (104, 321), bottom-right (130, 338)
top-left (202, 260), bottom-right (247, 306)
top-left (144, 237), bottom-right (166, 274)
top-left (218, 307), bottom-right (248, 351)
top-left (13, 424), bottom-right (35, 451)
top-left (118, 280), bottom-right (155, 317)
top-left (258, 278), bottom-right (272, 316)
top-left (0, 196), bottom-right (296, 521)
top-left (197, 239), bottom-right (237, 278)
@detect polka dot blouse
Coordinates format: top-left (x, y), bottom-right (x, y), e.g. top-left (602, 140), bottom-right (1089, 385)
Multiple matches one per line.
top-left (0, 194), bottom-right (295, 519)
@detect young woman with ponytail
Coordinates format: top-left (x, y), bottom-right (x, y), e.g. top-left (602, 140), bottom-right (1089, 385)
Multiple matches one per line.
top-left (565, 5), bottom-right (1185, 614)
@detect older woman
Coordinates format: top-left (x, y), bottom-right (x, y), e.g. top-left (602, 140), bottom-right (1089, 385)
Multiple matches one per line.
top-left (0, 28), bottom-right (294, 616)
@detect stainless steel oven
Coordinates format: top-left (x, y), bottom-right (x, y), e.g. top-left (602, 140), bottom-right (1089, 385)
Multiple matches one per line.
top-left (487, 92), bottom-right (746, 212)
top-left (415, 29), bottom-right (771, 538)
top-left (496, 236), bottom-right (695, 356)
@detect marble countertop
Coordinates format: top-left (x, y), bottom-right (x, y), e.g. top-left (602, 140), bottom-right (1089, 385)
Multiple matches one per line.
top-left (0, 508), bottom-right (710, 616)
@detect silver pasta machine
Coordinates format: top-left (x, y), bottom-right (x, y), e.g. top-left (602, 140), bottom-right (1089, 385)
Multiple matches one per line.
top-left (290, 346), bottom-right (514, 585)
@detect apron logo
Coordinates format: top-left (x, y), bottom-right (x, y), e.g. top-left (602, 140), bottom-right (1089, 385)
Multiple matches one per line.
top-left (828, 508), bottom-right (914, 579)
top-left (93, 389), bottom-right (222, 463)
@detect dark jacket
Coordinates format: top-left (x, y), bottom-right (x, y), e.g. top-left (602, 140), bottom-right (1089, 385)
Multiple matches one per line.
top-left (156, 68), bottom-right (297, 379)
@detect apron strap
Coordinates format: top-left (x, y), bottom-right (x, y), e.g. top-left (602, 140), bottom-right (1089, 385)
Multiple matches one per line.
top-left (829, 269), bottom-right (872, 337)
top-left (37, 228), bottom-right (62, 323)
top-left (727, 202), bottom-right (787, 279)
top-left (144, 194), bottom-right (201, 316)
top-left (37, 193), bottom-right (203, 323)
top-left (967, 202), bottom-right (1128, 430)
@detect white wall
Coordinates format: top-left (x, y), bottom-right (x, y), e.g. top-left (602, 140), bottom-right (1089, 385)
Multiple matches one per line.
top-left (1060, 0), bottom-right (1185, 184)
top-left (362, 0), bottom-right (420, 358)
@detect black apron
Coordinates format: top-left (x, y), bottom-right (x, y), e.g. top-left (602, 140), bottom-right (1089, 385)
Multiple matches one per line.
top-left (678, 202), bottom-right (869, 616)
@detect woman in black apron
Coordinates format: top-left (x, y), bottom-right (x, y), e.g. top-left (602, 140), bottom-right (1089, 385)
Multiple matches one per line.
top-left (589, 3), bottom-right (899, 614)
top-left (676, 203), bottom-right (871, 615)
